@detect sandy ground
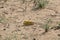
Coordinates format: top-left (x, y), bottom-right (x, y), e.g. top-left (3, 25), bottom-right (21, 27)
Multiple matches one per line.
top-left (0, 0), bottom-right (60, 40)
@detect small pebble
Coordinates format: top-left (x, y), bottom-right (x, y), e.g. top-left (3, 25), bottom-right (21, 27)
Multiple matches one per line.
top-left (58, 34), bottom-right (60, 36)
top-left (3, 28), bottom-right (6, 31)
top-left (33, 38), bottom-right (36, 40)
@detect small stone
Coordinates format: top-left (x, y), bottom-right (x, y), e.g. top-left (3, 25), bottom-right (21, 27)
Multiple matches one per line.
top-left (0, 6), bottom-right (4, 8)
top-left (17, 8), bottom-right (24, 12)
top-left (33, 38), bottom-right (36, 40)
top-left (3, 28), bottom-right (6, 31)
top-left (58, 34), bottom-right (60, 36)
top-left (54, 26), bottom-right (60, 30)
